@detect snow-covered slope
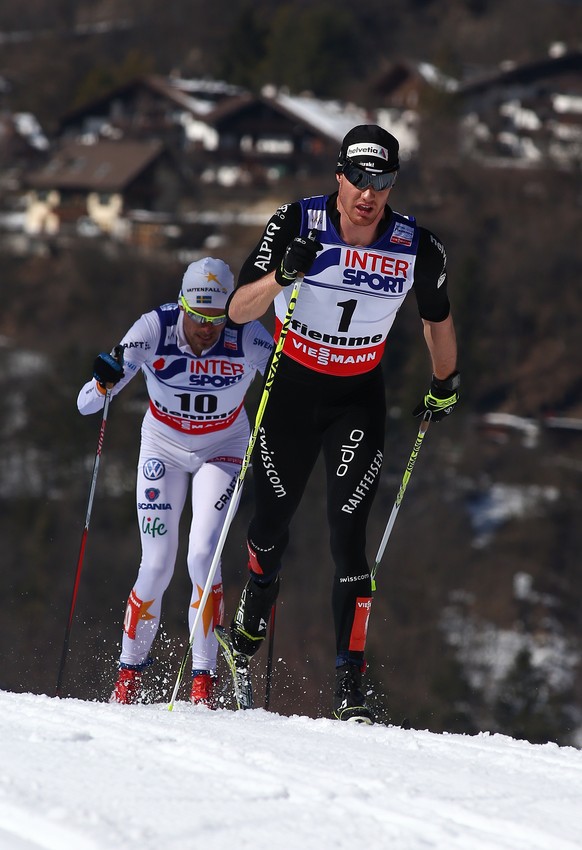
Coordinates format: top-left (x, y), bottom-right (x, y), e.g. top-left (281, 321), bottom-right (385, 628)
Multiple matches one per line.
top-left (0, 691), bottom-right (580, 850)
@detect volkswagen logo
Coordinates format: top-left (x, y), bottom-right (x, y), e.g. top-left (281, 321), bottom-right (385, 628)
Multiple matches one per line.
top-left (143, 458), bottom-right (166, 480)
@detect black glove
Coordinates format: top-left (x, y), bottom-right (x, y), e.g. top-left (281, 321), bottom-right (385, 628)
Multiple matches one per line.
top-left (412, 371), bottom-right (460, 422)
top-left (93, 345), bottom-right (125, 389)
top-left (274, 235), bottom-right (323, 286)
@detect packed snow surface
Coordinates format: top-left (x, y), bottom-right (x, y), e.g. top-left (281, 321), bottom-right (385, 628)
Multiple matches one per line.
top-left (0, 690), bottom-right (581, 850)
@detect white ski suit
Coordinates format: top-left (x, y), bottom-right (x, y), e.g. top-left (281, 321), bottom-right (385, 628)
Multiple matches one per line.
top-left (78, 303), bottom-right (273, 673)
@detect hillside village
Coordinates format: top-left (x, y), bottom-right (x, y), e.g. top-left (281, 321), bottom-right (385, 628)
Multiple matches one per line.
top-left (1, 45), bottom-right (582, 251)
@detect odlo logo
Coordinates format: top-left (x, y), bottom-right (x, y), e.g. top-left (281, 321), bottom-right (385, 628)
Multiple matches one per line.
top-left (336, 429), bottom-right (364, 477)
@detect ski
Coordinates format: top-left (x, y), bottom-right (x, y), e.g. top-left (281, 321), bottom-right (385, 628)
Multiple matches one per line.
top-left (214, 625), bottom-right (253, 710)
top-left (333, 704), bottom-right (374, 725)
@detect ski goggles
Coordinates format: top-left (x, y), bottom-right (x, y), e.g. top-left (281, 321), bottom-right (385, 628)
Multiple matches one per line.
top-left (341, 160), bottom-right (399, 192)
top-left (179, 295), bottom-right (227, 326)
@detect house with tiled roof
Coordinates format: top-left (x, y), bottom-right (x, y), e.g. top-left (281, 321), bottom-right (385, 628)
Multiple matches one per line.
top-left (24, 138), bottom-right (183, 238)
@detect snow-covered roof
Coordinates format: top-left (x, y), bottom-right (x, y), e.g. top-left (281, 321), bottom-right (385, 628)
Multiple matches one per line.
top-left (147, 75), bottom-right (248, 118)
top-left (552, 93), bottom-right (582, 114)
top-left (479, 412), bottom-right (540, 447)
top-left (269, 91), bottom-right (370, 143)
top-left (13, 113), bottom-right (49, 151)
top-left (417, 62), bottom-right (459, 93)
top-left (167, 76), bottom-right (246, 98)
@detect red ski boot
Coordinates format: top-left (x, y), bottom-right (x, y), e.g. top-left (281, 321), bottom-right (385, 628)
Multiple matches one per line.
top-left (190, 671), bottom-right (216, 708)
top-left (110, 667), bottom-right (143, 705)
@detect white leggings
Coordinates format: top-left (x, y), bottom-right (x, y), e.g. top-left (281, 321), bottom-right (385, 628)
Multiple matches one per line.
top-left (119, 413), bottom-right (247, 673)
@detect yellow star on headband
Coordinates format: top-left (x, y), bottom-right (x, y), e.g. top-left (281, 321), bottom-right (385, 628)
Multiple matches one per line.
top-left (207, 272), bottom-right (227, 293)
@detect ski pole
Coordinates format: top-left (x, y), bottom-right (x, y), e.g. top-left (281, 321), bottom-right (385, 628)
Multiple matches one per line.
top-left (370, 411), bottom-right (431, 591)
top-left (167, 236), bottom-right (320, 710)
top-left (264, 601), bottom-right (277, 710)
top-left (55, 385), bottom-right (114, 697)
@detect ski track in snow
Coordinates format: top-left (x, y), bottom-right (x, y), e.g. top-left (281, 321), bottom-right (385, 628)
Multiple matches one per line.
top-left (0, 691), bottom-right (581, 850)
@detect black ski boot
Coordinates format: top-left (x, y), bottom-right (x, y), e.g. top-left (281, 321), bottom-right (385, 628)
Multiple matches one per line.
top-left (333, 662), bottom-right (374, 725)
top-left (231, 576), bottom-right (280, 655)
top-left (215, 576), bottom-right (280, 710)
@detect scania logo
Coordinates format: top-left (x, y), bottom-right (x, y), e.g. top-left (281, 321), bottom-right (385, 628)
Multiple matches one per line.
top-left (143, 459), bottom-right (165, 480)
top-left (145, 488), bottom-right (160, 501)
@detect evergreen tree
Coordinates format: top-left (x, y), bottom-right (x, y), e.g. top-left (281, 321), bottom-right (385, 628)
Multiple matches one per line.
top-left (493, 648), bottom-right (570, 745)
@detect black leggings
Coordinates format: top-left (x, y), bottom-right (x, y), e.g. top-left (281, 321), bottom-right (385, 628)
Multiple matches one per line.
top-left (247, 357), bottom-right (385, 664)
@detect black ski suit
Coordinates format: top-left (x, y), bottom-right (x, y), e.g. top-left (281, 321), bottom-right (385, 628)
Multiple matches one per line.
top-left (233, 192), bottom-right (450, 665)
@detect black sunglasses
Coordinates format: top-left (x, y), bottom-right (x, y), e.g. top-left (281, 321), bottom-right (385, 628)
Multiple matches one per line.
top-left (341, 160), bottom-right (398, 191)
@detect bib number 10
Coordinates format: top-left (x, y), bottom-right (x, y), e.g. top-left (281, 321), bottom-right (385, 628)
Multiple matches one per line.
top-left (174, 393), bottom-right (218, 413)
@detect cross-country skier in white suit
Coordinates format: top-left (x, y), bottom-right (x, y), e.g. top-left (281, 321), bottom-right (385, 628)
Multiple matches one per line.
top-left (77, 257), bottom-right (273, 706)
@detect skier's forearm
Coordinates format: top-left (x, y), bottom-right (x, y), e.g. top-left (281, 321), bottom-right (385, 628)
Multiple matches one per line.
top-left (422, 313), bottom-right (457, 379)
top-left (228, 273), bottom-right (281, 323)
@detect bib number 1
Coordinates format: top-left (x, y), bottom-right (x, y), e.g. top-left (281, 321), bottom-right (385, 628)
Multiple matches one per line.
top-left (337, 299), bottom-right (357, 332)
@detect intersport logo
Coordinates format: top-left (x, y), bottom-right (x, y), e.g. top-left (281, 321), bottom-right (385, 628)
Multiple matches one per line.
top-left (343, 248), bottom-right (410, 294)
